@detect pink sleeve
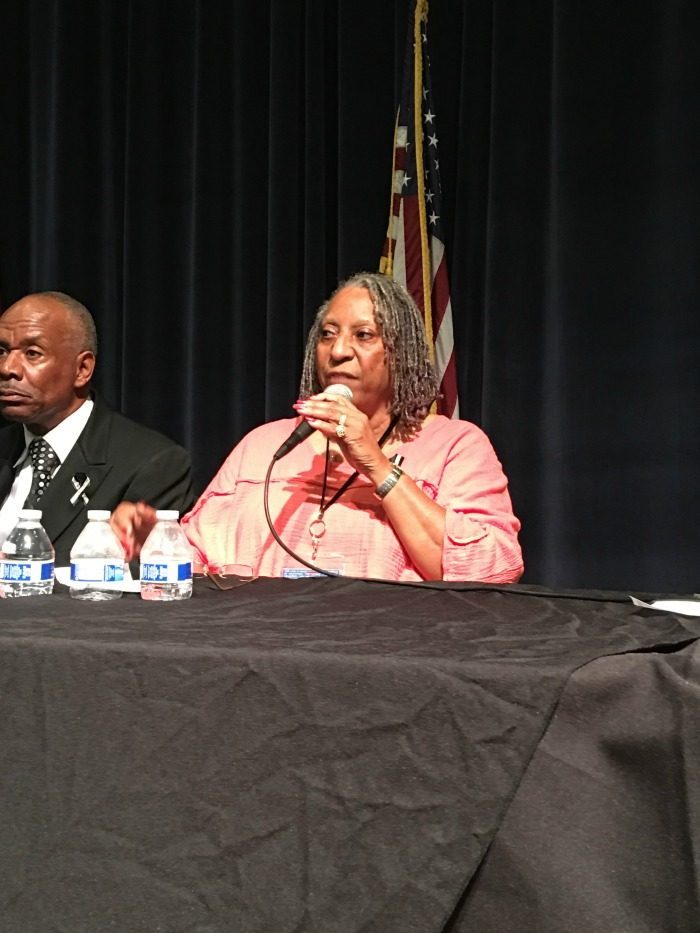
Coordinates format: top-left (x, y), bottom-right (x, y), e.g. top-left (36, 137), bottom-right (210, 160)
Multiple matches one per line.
top-left (180, 440), bottom-right (246, 571)
top-left (423, 424), bottom-right (523, 583)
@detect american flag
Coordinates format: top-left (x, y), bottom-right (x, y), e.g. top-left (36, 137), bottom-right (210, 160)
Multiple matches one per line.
top-left (380, 0), bottom-right (459, 417)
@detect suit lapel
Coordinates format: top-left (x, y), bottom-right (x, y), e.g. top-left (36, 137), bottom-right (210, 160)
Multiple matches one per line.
top-left (38, 399), bottom-right (113, 544)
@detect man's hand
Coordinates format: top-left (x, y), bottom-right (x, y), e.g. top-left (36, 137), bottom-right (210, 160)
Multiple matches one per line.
top-left (110, 501), bottom-right (157, 560)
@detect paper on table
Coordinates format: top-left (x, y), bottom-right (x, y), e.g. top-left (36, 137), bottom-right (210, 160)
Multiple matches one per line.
top-left (54, 565), bottom-right (142, 593)
top-left (630, 596), bottom-right (700, 617)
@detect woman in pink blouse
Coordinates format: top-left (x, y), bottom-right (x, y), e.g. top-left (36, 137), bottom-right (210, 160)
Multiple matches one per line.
top-left (113, 273), bottom-right (523, 583)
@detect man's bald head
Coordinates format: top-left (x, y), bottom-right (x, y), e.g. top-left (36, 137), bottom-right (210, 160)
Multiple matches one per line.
top-left (31, 291), bottom-right (98, 356)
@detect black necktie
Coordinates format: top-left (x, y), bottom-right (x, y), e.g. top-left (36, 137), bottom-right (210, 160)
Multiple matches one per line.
top-left (24, 438), bottom-right (59, 508)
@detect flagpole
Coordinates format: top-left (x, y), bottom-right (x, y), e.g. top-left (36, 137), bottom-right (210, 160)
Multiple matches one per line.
top-left (413, 0), bottom-right (434, 352)
top-left (380, 0), bottom-right (460, 417)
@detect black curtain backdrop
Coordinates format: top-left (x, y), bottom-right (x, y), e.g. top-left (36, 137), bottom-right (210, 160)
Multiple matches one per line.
top-left (1, 1), bottom-right (699, 592)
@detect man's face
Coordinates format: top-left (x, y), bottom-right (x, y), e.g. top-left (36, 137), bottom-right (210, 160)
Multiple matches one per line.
top-left (0, 296), bottom-right (95, 434)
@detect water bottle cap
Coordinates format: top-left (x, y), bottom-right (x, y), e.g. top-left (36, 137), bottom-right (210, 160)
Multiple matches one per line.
top-left (18, 509), bottom-right (42, 520)
top-left (155, 510), bottom-right (179, 521)
top-left (87, 510), bottom-right (111, 521)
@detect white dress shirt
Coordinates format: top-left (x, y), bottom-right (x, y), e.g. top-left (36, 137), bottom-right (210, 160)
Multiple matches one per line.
top-left (0, 399), bottom-right (94, 546)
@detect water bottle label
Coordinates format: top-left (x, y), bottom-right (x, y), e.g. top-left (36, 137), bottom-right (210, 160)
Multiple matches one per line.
top-left (70, 560), bottom-right (125, 583)
top-left (0, 559), bottom-right (54, 583)
top-left (141, 561), bottom-right (192, 583)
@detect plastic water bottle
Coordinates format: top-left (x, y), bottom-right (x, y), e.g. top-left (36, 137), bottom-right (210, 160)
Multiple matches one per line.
top-left (0, 509), bottom-right (55, 597)
top-left (69, 510), bottom-right (125, 601)
top-left (140, 510), bottom-right (193, 600)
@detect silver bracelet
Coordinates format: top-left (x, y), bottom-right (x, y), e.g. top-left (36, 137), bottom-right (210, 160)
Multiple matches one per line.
top-left (375, 464), bottom-right (403, 499)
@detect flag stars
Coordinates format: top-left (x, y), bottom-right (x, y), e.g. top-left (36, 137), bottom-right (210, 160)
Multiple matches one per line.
top-left (402, 173), bottom-right (412, 188)
top-left (428, 132), bottom-right (438, 148)
top-left (424, 109), bottom-right (435, 125)
top-left (429, 211), bottom-right (440, 226)
top-left (425, 190), bottom-right (435, 203)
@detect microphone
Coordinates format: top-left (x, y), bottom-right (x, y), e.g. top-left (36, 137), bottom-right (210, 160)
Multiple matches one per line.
top-left (272, 383), bottom-right (353, 461)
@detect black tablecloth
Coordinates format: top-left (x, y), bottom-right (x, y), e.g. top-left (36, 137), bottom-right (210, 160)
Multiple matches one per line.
top-left (454, 641), bottom-right (700, 932)
top-left (0, 577), bottom-right (698, 932)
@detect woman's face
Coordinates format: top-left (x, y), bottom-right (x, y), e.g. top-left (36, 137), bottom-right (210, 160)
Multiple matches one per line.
top-left (315, 286), bottom-right (392, 416)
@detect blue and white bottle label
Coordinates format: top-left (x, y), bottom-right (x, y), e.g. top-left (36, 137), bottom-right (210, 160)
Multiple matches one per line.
top-left (0, 559), bottom-right (54, 583)
top-left (140, 561), bottom-right (192, 583)
top-left (70, 560), bottom-right (125, 583)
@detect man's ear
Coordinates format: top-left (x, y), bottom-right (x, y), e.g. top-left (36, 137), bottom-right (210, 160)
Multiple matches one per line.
top-left (75, 350), bottom-right (96, 388)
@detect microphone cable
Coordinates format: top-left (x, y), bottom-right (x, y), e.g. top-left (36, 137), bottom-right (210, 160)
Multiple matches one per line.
top-left (263, 456), bottom-right (337, 577)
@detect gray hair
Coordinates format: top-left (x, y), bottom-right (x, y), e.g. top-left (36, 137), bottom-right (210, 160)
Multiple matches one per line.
top-left (36, 291), bottom-right (98, 356)
top-left (299, 272), bottom-right (439, 431)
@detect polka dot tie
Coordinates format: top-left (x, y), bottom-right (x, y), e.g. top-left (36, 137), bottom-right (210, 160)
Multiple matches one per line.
top-left (24, 438), bottom-right (60, 508)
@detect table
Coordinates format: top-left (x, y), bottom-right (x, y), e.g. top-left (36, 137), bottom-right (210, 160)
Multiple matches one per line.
top-left (0, 577), bottom-right (698, 932)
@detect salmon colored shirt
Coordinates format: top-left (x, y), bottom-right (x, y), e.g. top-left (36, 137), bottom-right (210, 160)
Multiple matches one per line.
top-left (181, 415), bottom-right (523, 582)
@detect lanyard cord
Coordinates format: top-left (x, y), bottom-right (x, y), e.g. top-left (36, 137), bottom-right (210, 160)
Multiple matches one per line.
top-left (318, 414), bottom-right (400, 517)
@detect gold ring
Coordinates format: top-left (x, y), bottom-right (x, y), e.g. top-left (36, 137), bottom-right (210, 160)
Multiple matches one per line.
top-left (335, 423), bottom-right (347, 439)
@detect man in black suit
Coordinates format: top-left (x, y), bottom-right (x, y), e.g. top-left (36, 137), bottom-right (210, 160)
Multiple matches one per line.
top-left (0, 290), bottom-right (195, 565)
